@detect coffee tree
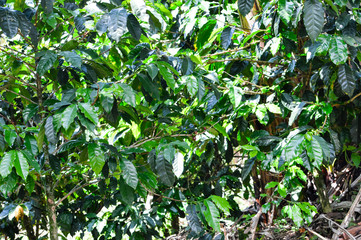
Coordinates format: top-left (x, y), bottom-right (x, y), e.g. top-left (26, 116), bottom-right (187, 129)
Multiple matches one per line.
top-left (0, 0), bottom-right (360, 239)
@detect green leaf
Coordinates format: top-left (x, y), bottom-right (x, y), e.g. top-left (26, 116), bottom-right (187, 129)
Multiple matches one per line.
top-left (185, 75), bottom-right (198, 97)
top-left (21, 150), bottom-right (40, 172)
top-left (45, 116), bottom-right (56, 145)
top-left (284, 134), bottom-right (305, 161)
top-left (61, 51), bottom-right (82, 69)
top-left (265, 181), bottom-right (279, 189)
top-left (61, 104), bottom-right (77, 130)
top-left (156, 62), bottom-right (176, 90)
top-left (155, 154), bottom-right (175, 187)
top-left (0, 151), bottom-right (14, 178)
top-left (41, 0), bottom-right (54, 14)
top-left (127, 13), bottom-right (142, 41)
top-left (279, 0), bottom-right (295, 24)
top-left (107, 8), bottom-right (128, 42)
top-left (186, 205), bottom-right (204, 234)
top-left (118, 83), bottom-right (136, 107)
top-left (14, 151), bottom-right (29, 180)
top-left (241, 157), bottom-right (256, 180)
top-left (210, 195), bottom-right (232, 215)
top-left (352, 152), bottom-right (360, 167)
top-left (173, 152), bottom-right (184, 178)
top-left (313, 136), bottom-right (331, 164)
top-left (78, 103), bottom-right (98, 124)
top-left (119, 179), bottom-right (135, 205)
top-left (289, 102), bottom-right (306, 126)
top-left (146, 64), bottom-right (159, 80)
top-left (291, 204), bottom-right (303, 227)
top-left (204, 199), bottom-right (221, 232)
top-left (138, 73), bottom-right (160, 100)
top-left (237, 0), bottom-right (255, 16)
top-left (338, 64), bottom-right (355, 96)
top-left (303, 0), bottom-right (324, 42)
top-left (0, 8), bottom-right (19, 38)
top-left (4, 129), bottom-right (17, 146)
top-left (221, 27), bottom-right (235, 49)
top-left (197, 20), bottom-right (216, 49)
top-left (307, 137), bottom-right (323, 168)
top-left (329, 36), bottom-right (348, 65)
top-left (58, 139), bottom-right (86, 153)
top-left (37, 51), bottom-right (57, 76)
top-left (23, 104), bottom-right (38, 122)
top-left (119, 158), bottom-right (138, 189)
top-left (88, 143), bottom-right (105, 174)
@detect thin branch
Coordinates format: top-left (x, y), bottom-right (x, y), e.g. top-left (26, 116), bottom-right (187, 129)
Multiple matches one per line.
top-left (333, 92), bottom-right (361, 107)
top-left (139, 182), bottom-right (188, 203)
top-left (0, 73), bottom-right (37, 90)
top-left (55, 179), bottom-right (100, 207)
top-left (317, 214), bottom-right (355, 240)
top-left (128, 134), bottom-right (192, 148)
top-left (202, 41), bottom-right (261, 59)
top-left (332, 186), bottom-right (361, 240)
top-left (206, 57), bottom-right (286, 66)
top-left (0, 47), bottom-right (36, 70)
top-left (0, 88), bottom-right (37, 104)
top-left (305, 227), bottom-right (330, 240)
top-left (39, 16), bottom-right (75, 42)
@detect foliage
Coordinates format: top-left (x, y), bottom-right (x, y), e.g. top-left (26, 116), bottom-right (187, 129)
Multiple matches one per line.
top-left (0, 0), bottom-right (360, 239)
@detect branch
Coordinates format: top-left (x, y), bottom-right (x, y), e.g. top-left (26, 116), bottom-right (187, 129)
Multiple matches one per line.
top-left (128, 133), bottom-right (192, 148)
top-left (0, 73), bottom-right (37, 90)
top-left (39, 16), bottom-right (75, 42)
top-left (0, 88), bottom-right (37, 104)
top-left (55, 179), bottom-right (100, 207)
top-left (333, 92), bottom-right (361, 107)
top-left (139, 181), bottom-right (188, 203)
top-left (0, 47), bottom-right (36, 70)
top-left (202, 41), bottom-right (261, 59)
top-left (332, 186), bottom-right (361, 240)
top-left (206, 57), bottom-right (286, 66)
top-left (316, 214), bottom-right (355, 240)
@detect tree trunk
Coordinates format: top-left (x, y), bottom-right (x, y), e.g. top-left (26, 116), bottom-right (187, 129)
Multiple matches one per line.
top-left (314, 171), bottom-right (332, 213)
top-left (46, 180), bottom-right (58, 240)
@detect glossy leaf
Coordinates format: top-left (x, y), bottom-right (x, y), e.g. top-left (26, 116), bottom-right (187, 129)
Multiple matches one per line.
top-left (14, 151), bottom-right (29, 180)
top-left (45, 116), bottom-right (56, 145)
top-left (37, 51), bottom-right (57, 76)
top-left (303, 0), bottom-right (324, 42)
top-left (237, 0), bottom-right (255, 16)
top-left (62, 51), bottom-right (82, 69)
top-left (119, 158), bottom-right (138, 189)
top-left (61, 104), bottom-right (77, 130)
top-left (204, 199), bottom-right (221, 232)
top-left (279, 0), bottom-right (294, 24)
top-left (173, 152), bottom-right (184, 178)
top-left (78, 103), bottom-right (98, 124)
top-left (197, 20), bottom-right (216, 49)
top-left (88, 143), bottom-right (105, 174)
top-left (0, 8), bottom-right (19, 38)
top-left (329, 36), bottom-right (348, 65)
top-left (338, 64), bottom-right (355, 96)
top-left (107, 8), bottom-right (128, 42)
top-left (155, 154), bottom-right (175, 187)
top-left (186, 205), bottom-right (203, 234)
top-left (284, 134), bottom-right (305, 162)
top-left (0, 151), bottom-right (14, 178)
top-left (127, 13), bottom-right (142, 41)
top-left (185, 75), bottom-right (198, 97)
top-left (210, 195), bottom-right (232, 215)
top-left (157, 62), bottom-right (176, 90)
top-left (289, 102), bottom-right (306, 126)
